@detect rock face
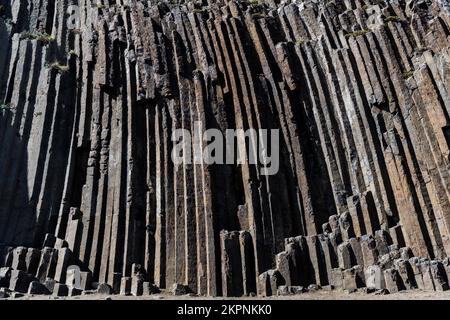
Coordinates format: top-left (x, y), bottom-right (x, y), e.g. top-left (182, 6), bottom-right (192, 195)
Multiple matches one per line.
top-left (0, 0), bottom-right (449, 297)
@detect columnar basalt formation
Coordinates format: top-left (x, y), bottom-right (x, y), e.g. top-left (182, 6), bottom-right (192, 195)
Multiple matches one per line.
top-left (0, 0), bottom-right (449, 298)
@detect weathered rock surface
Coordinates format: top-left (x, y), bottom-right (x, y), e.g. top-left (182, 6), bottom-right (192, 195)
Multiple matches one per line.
top-left (0, 0), bottom-right (449, 297)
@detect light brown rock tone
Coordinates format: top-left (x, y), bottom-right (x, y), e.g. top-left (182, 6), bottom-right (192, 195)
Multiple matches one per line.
top-left (0, 0), bottom-right (449, 297)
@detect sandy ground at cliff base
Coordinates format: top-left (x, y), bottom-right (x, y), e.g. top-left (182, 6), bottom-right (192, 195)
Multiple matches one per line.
top-left (9, 289), bottom-right (450, 300)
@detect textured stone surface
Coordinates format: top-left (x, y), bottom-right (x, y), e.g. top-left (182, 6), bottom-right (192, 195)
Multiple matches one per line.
top-left (0, 0), bottom-right (449, 298)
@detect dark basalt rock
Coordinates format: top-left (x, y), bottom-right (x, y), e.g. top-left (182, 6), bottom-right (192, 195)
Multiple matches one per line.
top-left (0, 0), bottom-right (449, 298)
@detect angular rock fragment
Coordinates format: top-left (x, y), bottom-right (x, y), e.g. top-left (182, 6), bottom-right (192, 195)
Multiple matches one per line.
top-left (418, 260), bottom-right (436, 291)
top-left (25, 249), bottom-right (41, 276)
top-left (383, 269), bottom-right (406, 293)
top-left (11, 247), bottom-right (27, 271)
top-left (112, 272), bottom-right (122, 294)
top-left (343, 266), bottom-right (365, 291)
top-left (394, 259), bottom-right (417, 290)
top-left (44, 279), bottom-right (57, 294)
top-left (375, 230), bottom-right (391, 256)
top-left (53, 283), bottom-right (69, 297)
top-left (277, 285), bottom-right (305, 296)
top-left (0, 0), bottom-right (448, 300)
top-left (360, 235), bottom-right (379, 266)
top-left (365, 265), bottom-right (386, 290)
top-left (171, 284), bottom-right (192, 296)
top-left (1, 247), bottom-right (13, 268)
top-left (0, 267), bottom-right (11, 287)
top-left (349, 238), bottom-right (364, 268)
top-left (54, 248), bottom-right (72, 283)
top-left (339, 212), bottom-right (356, 241)
top-left (68, 287), bottom-right (82, 297)
top-left (330, 269), bottom-right (344, 289)
top-left (80, 271), bottom-right (92, 291)
top-left (337, 242), bottom-right (353, 269)
top-left (66, 266), bottom-right (81, 289)
top-left (409, 258), bottom-right (426, 290)
top-left (120, 277), bottom-right (132, 296)
top-left (258, 270), bottom-right (284, 297)
top-left (0, 287), bottom-right (10, 299)
top-left (97, 283), bottom-right (113, 295)
top-left (400, 247), bottom-right (414, 260)
top-left (429, 261), bottom-right (449, 291)
top-left (131, 278), bottom-right (144, 297)
top-left (143, 282), bottom-right (160, 295)
top-left (28, 281), bottom-right (50, 295)
top-left (9, 270), bottom-right (36, 293)
top-left (36, 248), bottom-right (57, 282)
